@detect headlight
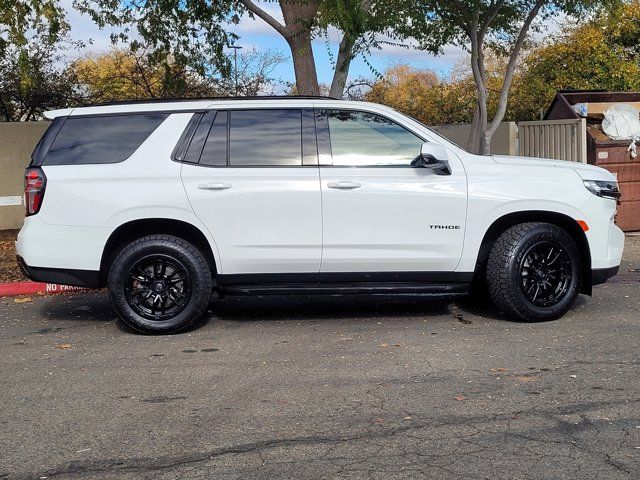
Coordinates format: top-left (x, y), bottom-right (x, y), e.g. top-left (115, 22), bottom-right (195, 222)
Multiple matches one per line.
top-left (583, 180), bottom-right (622, 201)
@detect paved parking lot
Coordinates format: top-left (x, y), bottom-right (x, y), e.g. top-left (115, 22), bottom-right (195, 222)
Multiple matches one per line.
top-left (1, 239), bottom-right (639, 480)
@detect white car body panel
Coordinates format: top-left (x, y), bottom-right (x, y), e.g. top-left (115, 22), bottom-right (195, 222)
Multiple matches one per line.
top-left (319, 165), bottom-right (467, 272)
top-left (16, 99), bottom-right (624, 291)
top-left (181, 165), bottom-right (322, 274)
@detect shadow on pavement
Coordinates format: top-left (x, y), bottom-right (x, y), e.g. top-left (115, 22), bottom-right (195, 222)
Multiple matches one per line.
top-left (35, 290), bottom-right (511, 330)
top-left (38, 291), bottom-right (117, 323)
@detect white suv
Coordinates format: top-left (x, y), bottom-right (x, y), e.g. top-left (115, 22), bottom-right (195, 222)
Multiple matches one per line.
top-left (17, 97), bottom-right (624, 333)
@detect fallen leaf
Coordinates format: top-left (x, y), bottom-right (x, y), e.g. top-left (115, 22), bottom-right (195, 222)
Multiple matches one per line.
top-left (454, 396), bottom-right (465, 401)
top-left (379, 342), bottom-right (402, 348)
top-left (14, 297), bottom-right (32, 304)
top-left (490, 368), bottom-right (510, 373)
top-left (56, 344), bottom-right (72, 350)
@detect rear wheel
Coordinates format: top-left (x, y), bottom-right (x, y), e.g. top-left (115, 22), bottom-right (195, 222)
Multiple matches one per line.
top-left (486, 223), bottom-right (581, 322)
top-left (108, 235), bottom-right (212, 334)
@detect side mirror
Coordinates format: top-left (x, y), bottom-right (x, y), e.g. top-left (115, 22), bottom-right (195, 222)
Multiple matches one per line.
top-left (410, 143), bottom-right (451, 175)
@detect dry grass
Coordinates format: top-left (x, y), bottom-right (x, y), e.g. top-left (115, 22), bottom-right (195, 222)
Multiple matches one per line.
top-left (0, 230), bottom-right (26, 283)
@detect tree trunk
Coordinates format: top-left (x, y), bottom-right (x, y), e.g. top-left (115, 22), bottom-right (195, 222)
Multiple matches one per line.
top-left (329, 34), bottom-right (354, 98)
top-left (280, 1), bottom-right (320, 95)
top-left (467, 103), bottom-right (481, 153)
top-left (287, 33), bottom-right (320, 95)
top-left (468, 25), bottom-right (490, 155)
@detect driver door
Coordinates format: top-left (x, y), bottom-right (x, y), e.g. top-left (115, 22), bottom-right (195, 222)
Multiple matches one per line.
top-left (317, 109), bottom-right (468, 273)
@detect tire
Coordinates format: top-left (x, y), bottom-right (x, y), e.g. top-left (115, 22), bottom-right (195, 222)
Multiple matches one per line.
top-left (486, 222), bottom-right (581, 322)
top-left (108, 234), bottom-right (213, 334)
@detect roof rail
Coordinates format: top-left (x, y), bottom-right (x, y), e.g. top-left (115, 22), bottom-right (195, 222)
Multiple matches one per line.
top-left (90, 95), bottom-right (340, 107)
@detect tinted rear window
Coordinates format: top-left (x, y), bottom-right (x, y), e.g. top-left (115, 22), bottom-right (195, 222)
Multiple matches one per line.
top-left (229, 110), bottom-right (302, 166)
top-left (42, 113), bottom-right (168, 165)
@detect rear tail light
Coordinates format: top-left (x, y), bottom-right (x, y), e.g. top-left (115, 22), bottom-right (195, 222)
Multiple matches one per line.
top-left (25, 167), bottom-right (46, 216)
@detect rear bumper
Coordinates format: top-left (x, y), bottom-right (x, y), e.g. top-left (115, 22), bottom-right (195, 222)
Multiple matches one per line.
top-left (592, 265), bottom-right (619, 286)
top-left (17, 256), bottom-right (100, 288)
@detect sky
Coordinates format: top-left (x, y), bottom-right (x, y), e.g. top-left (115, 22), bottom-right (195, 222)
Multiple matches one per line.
top-left (60, 0), bottom-right (469, 85)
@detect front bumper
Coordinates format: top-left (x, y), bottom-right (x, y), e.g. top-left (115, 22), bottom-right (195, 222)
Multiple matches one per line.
top-left (592, 265), bottom-right (619, 286)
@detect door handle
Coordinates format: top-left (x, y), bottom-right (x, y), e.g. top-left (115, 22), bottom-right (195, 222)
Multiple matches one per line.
top-left (198, 182), bottom-right (232, 191)
top-left (327, 181), bottom-right (362, 190)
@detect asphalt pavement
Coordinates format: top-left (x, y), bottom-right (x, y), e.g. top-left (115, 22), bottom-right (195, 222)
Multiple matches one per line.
top-left (1, 239), bottom-right (639, 479)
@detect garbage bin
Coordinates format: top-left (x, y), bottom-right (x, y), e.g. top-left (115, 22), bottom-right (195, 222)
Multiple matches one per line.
top-left (546, 90), bottom-right (640, 231)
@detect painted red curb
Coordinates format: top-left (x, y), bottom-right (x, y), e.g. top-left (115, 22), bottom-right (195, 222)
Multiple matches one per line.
top-left (0, 281), bottom-right (89, 297)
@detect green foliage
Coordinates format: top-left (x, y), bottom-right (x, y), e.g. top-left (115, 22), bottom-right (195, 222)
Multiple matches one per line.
top-left (0, 34), bottom-right (79, 121)
top-left (318, 0), bottom-right (395, 55)
top-left (509, 1), bottom-right (640, 120)
top-left (398, 0), bottom-right (619, 55)
top-left (0, 0), bottom-right (67, 55)
top-left (73, 0), bottom-right (239, 76)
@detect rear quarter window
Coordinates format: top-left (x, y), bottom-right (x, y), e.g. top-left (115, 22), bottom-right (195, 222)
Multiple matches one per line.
top-left (42, 113), bottom-right (168, 165)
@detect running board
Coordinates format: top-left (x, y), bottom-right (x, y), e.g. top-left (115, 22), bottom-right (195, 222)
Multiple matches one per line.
top-left (218, 282), bottom-right (470, 296)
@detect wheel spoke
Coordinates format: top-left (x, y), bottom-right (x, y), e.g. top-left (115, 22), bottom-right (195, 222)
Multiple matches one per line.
top-left (519, 241), bottom-right (572, 308)
top-left (125, 254), bottom-right (192, 321)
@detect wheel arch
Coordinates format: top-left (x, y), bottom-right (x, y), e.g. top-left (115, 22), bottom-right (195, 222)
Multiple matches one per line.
top-left (99, 218), bottom-right (218, 287)
top-left (475, 211), bottom-right (593, 295)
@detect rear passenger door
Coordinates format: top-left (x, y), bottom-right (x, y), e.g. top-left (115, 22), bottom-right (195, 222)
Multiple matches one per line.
top-left (180, 108), bottom-right (322, 274)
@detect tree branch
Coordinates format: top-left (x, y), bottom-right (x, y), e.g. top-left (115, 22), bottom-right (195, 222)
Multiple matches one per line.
top-left (238, 0), bottom-right (290, 39)
top-left (489, 0), bottom-right (544, 136)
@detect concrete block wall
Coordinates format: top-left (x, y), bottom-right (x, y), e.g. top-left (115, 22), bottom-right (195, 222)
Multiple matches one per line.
top-left (0, 122), bottom-right (49, 230)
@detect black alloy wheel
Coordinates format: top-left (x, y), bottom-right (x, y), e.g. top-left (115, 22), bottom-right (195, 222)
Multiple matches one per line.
top-left (487, 222), bottom-right (581, 322)
top-left (108, 234), bottom-right (212, 334)
top-left (519, 241), bottom-right (572, 308)
top-left (125, 254), bottom-right (192, 321)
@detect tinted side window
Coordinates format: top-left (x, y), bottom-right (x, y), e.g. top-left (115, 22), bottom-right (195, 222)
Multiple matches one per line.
top-left (326, 110), bottom-right (423, 166)
top-left (44, 114), bottom-right (168, 165)
top-left (172, 112), bottom-right (204, 162)
top-left (200, 111), bottom-right (228, 166)
top-left (229, 110), bottom-right (302, 166)
top-left (183, 110), bottom-right (216, 164)
top-left (31, 116), bottom-right (66, 166)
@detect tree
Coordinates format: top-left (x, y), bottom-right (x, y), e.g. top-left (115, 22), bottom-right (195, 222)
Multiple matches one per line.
top-left (237, 0), bottom-right (321, 95)
top-left (318, 0), bottom-right (380, 98)
top-left (399, 0), bottom-right (620, 154)
top-left (0, 35), bottom-right (79, 121)
top-left (71, 47), bottom-right (287, 103)
top-left (364, 64), bottom-right (479, 125)
top-left (239, 0), bottom-right (399, 98)
top-left (74, 0), bottom-right (238, 77)
top-left (509, 1), bottom-right (640, 121)
top-left (71, 49), bottom-right (220, 102)
top-left (216, 48), bottom-right (288, 95)
top-left (1, 0), bottom-right (66, 56)
top-left (77, 0), bottom-right (397, 98)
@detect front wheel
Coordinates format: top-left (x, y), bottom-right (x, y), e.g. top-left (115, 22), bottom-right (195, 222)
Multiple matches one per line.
top-left (108, 235), bottom-right (213, 334)
top-left (487, 223), bottom-right (581, 322)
